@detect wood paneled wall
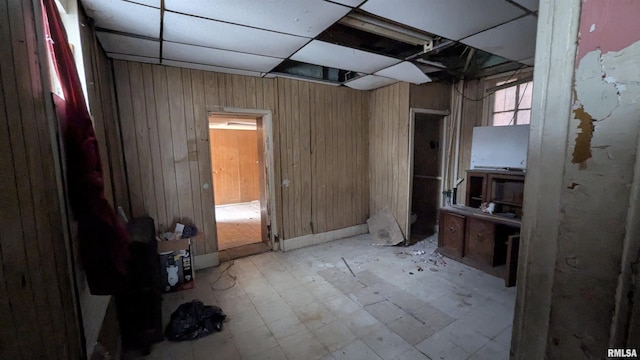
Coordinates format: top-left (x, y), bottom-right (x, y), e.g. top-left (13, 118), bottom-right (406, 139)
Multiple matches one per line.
top-left (456, 80), bottom-right (484, 204)
top-left (112, 64), bottom-right (370, 255)
top-left (369, 83), bottom-right (411, 235)
top-left (210, 129), bottom-right (260, 205)
top-left (369, 82), bottom-right (451, 236)
top-left (0, 0), bottom-right (82, 358)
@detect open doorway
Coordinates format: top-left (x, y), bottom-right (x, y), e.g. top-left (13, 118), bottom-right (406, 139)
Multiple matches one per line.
top-left (208, 111), bottom-right (274, 259)
top-left (407, 110), bottom-right (448, 243)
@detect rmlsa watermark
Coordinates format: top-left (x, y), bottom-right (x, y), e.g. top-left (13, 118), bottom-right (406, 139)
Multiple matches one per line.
top-left (608, 348), bottom-right (638, 358)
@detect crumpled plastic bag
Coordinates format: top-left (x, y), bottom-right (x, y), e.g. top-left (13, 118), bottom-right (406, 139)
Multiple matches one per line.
top-left (164, 300), bottom-right (226, 341)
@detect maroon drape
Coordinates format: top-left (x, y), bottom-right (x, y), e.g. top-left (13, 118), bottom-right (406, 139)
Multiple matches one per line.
top-left (42, 0), bottom-right (130, 295)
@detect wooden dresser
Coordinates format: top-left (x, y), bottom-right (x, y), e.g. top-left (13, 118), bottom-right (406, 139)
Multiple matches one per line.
top-left (438, 170), bottom-right (524, 287)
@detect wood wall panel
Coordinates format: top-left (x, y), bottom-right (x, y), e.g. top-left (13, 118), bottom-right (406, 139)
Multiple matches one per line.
top-left (456, 80), bottom-right (484, 204)
top-left (0, 0), bottom-right (82, 358)
top-left (369, 82), bottom-right (451, 236)
top-left (112, 64), bottom-right (369, 253)
top-left (209, 129), bottom-right (260, 205)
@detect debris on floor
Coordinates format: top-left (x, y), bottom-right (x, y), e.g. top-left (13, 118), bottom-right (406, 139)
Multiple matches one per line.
top-left (367, 206), bottom-right (405, 246)
top-left (165, 300), bottom-right (226, 341)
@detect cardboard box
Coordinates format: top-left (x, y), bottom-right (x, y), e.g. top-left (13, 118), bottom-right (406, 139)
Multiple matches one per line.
top-left (158, 238), bottom-right (194, 293)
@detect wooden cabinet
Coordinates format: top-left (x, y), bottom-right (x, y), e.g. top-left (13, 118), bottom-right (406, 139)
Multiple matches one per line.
top-left (465, 217), bottom-right (496, 265)
top-left (438, 211), bottom-right (465, 257)
top-left (437, 205), bottom-right (521, 287)
top-left (466, 170), bottom-right (525, 218)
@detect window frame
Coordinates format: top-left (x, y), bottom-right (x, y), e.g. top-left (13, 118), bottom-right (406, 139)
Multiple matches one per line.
top-left (482, 70), bottom-right (534, 126)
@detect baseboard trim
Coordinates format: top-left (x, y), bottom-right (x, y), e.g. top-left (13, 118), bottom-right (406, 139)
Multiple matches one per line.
top-left (281, 224), bottom-right (368, 252)
top-left (194, 252), bottom-right (220, 270)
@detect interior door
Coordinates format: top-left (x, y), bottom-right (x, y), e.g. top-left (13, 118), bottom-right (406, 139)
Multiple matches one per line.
top-left (411, 113), bottom-right (443, 237)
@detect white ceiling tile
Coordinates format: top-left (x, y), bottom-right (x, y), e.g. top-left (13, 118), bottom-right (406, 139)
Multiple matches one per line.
top-left (163, 42), bottom-right (283, 73)
top-left (107, 53), bottom-right (160, 64)
top-left (327, 0), bottom-right (366, 7)
top-left (345, 75), bottom-right (397, 90)
top-left (461, 16), bottom-right (538, 61)
top-left (374, 62), bottom-right (431, 84)
top-left (128, 0), bottom-right (160, 7)
top-left (360, 0), bottom-right (525, 40)
top-left (162, 60), bottom-right (263, 77)
top-left (81, 0), bottom-right (160, 38)
top-left (163, 12), bottom-right (307, 59)
top-left (164, 0), bottom-right (350, 37)
top-left (512, 0), bottom-right (539, 11)
top-left (291, 40), bottom-right (400, 73)
top-left (96, 32), bottom-right (159, 58)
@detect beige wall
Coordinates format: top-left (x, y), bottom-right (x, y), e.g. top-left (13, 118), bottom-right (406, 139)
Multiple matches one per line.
top-left (112, 65), bottom-right (370, 254)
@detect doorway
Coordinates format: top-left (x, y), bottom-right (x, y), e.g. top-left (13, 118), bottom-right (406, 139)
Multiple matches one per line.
top-left (407, 110), bottom-right (447, 243)
top-left (208, 110), bottom-right (275, 259)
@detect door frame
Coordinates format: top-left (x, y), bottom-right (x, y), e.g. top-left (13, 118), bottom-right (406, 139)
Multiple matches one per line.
top-left (208, 106), bottom-right (278, 252)
top-left (405, 108), bottom-right (450, 241)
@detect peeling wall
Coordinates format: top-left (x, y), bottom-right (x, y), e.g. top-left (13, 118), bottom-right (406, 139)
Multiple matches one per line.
top-left (546, 0), bottom-right (640, 357)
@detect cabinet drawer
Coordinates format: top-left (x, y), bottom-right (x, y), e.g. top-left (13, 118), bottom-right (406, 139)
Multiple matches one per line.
top-left (465, 218), bottom-right (496, 265)
top-left (438, 211), bottom-right (465, 257)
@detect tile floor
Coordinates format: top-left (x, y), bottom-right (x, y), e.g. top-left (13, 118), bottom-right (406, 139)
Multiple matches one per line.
top-left (216, 201), bottom-right (262, 250)
top-left (138, 233), bottom-right (515, 360)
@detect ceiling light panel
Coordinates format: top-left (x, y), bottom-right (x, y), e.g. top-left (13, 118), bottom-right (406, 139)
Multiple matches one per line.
top-left (360, 0), bottom-right (525, 40)
top-left (163, 42), bottom-right (283, 72)
top-left (108, 53), bottom-right (160, 64)
top-left (512, 0), bottom-right (539, 11)
top-left (162, 60), bottom-right (263, 77)
top-left (164, 0), bottom-right (350, 38)
top-left (81, 0), bottom-right (160, 38)
top-left (163, 12), bottom-right (308, 58)
top-left (461, 16), bottom-right (537, 62)
top-left (375, 62), bottom-right (431, 84)
top-left (345, 75), bottom-right (397, 90)
top-left (291, 40), bottom-right (400, 73)
top-left (97, 32), bottom-right (159, 58)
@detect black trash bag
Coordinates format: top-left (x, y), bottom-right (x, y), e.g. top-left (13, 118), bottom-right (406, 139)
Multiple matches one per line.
top-left (164, 300), bottom-right (226, 341)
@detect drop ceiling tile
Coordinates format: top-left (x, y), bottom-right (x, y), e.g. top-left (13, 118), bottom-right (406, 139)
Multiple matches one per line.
top-left (162, 60), bottom-right (263, 77)
top-left (163, 42), bottom-right (283, 73)
top-left (129, 0), bottom-right (160, 7)
top-left (328, 0), bottom-right (366, 7)
top-left (291, 40), bottom-right (400, 74)
top-left (164, 0), bottom-right (350, 37)
top-left (345, 75), bottom-right (397, 90)
top-left (81, 0), bottom-right (160, 38)
top-left (519, 57), bottom-right (535, 66)
top-left (360, 0), bottom-right (525, 40)
top-left (107, 53), bottom-right (160, 64)
top-left (375, 62), bottom-right (431, 84)
top-left (512, 0), bottom-right (539, 11)
top-left (96, 32), bottom-right (159, 58)
top-left (163, 12), bottom-right (308, 58)
top-left (461, 16), bottom-right (537, 62)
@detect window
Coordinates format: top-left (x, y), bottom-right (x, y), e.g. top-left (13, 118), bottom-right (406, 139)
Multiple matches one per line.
top-left (490, 80), bottom-right (533, 126)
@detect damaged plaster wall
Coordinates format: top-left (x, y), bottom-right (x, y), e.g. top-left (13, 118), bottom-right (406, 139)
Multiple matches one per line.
top-left (546, 0), bottom-right (640, 357)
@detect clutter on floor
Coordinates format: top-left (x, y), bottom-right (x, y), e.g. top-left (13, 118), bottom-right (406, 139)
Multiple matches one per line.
top-left (165, 300), bottom-right (226, 342)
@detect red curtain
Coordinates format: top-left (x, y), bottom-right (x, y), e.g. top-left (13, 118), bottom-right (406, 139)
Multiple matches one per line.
top-left (42, 0), bottom-right (130, 295)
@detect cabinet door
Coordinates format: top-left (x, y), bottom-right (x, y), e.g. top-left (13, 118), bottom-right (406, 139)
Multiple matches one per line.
top-left (438, 211), bottom-right (465, 257)
top-left (465, 218), bottom-right (496, 265)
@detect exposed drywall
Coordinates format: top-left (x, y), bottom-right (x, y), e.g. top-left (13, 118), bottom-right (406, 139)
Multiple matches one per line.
top-left (112, 64), bottom-right (369, 254)
top-left (0, 0), bottom-right (82, 358)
